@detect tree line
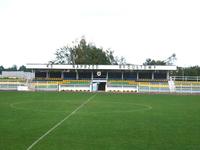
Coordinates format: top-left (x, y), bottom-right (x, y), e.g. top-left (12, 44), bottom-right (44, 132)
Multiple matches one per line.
top-left (1, 64), bottom-right (199, 76)
top-left (0, 65), bottom-right (29, 74)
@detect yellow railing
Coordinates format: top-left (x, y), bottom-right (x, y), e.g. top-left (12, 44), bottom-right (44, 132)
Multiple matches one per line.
top-left (138, 82), bottom-right (169, 88)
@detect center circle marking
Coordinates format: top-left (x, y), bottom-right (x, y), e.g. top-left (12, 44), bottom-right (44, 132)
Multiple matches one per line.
top-left (10, 101), bottom-right (152, 114)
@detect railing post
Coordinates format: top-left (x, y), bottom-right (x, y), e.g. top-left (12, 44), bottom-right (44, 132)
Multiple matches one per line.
top-left (138, 82), bottom-right (140, 93)
top-left (149, 82), bottom-right (150, 93)
top-left (181, 83), bottom-right (182, 93)
top-left (159, 82), bottom-right (161, 93)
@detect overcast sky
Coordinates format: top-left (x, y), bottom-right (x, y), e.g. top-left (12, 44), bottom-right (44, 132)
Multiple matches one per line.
top-left (0, 0), bottom-right (200, 68)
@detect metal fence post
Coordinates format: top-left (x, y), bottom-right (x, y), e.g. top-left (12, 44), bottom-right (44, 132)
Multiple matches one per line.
top-left (149, 82), bottom-right (150, 93)
top-left (181, 83), bottom-right (182, 94)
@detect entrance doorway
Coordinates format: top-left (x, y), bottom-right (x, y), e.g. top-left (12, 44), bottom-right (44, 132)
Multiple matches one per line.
top-left (91, 80), bottom-right (107, 92)
top-left (98, 82), bottom-right (106, 91)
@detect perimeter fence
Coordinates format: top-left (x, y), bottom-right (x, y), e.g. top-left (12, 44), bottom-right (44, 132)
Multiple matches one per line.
top-left (1, 79), bottom-right (200, 94)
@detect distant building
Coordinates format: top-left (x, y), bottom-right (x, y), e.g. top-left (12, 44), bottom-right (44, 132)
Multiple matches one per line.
top-left (1, 71), bottom-right (35, 79)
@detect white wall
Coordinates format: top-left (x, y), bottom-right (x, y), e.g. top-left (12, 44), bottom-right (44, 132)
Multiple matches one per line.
top-left (59, 85), bottom-right (90, 92)
top-left (106, 85), bottom-right (138, 92)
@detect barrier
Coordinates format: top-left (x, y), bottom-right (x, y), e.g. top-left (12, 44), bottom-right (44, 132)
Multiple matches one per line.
top-left (1, 79), bottom-right (200, 94)
top-left (106, 85), bottom-right (138, 92)
top-left (17, 86), bottom-right (29, 91)
top-left (59, 84), bottom-right (90, 92)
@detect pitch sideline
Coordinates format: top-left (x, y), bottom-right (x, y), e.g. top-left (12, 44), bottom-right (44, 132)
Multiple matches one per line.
top-left (26, 93), bottom-right (97, 150)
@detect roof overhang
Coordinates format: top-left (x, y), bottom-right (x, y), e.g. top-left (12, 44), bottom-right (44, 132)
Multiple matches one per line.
top-left (26, 63), bottom-right (177, 71)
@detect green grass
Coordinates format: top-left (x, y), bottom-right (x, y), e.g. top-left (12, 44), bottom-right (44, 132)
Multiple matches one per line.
top-left (0, 92), bottom-right (200, 150)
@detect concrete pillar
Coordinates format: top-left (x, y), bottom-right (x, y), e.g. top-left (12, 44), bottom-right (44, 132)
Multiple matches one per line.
top-left (137, 72), bottom-right (139, 80)
top-left (167, 71), bottom-right (170, 80)
top-left (152, 72), bottom-right (154, 80)
top-left (46, 71), bottom-right (49, 79)
top-left (106, 72), bottom-right (108, 80)
top-left (76, 71), bottom-right (79, 80)
top-left (32, 70), bottom-right (35, 78)
top-left (91, 72), bottom-right (93, 80)
top-left (122, 72), bottom-right (124, 80)
top-left (61, 71), bottom-right (64, 79)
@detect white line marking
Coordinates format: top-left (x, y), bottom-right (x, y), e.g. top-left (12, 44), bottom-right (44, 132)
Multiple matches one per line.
top-left (10, 100), bottom-right (81, 113)
top-left (26, 94), bottom-right (97, 150)
top-left (77, 101), bottom-right (152, 114)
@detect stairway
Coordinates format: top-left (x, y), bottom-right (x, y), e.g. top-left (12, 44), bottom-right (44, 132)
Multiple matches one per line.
top-left (168, 80), bottom-right (176, 92)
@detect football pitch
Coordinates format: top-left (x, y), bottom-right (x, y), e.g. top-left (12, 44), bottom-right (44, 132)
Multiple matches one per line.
top-left (0, 92), bottom-right (200, 150)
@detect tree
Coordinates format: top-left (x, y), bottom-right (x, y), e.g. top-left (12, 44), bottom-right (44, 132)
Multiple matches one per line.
top-left (164, 53), bottom-right (177, 65)
top-left (53, 37), bottom-right (125, 65)
top-left (175, 66), bottom-right (200, 76)
top-left (0, 65), bottom-right (4, 74)
top-left (143, 58), bottom-right (166, 65)
top-left (143, 53), bottom-right (177, 65)
top-left (6, 65), bottom-right (17, 71)
top-left (18, 65), bottom-right (27, 71)
top-left (0, 65), bottom-right (31, 74)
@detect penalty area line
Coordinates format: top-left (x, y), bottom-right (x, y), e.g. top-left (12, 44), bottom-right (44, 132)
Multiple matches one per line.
top-left (26, 93), bottom-right (97, 150)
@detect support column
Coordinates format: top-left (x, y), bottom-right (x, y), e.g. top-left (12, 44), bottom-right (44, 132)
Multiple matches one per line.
top-left (137, 72), bottom-right (139, 80)
top-left (32, 70), bottom-right (35, 78)
top-left (152, 72), bottom-right (154, 80)
top-left (46, 71), bottom-right (49, 79)
top-left (106, 72), bottom-right (108, 80)
top-left (76, 71), bottom-right (79, 80)
top-left (167, 71), bottom-right (170, 80)
top-left (61, 71), bottom-right (64, 79)
top-left (91, 72), bottom-right (93, 80)
top-left (122, 72), bottom-right (124, 80)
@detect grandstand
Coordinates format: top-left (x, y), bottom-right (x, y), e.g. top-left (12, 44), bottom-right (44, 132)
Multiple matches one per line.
top-left (1, 64), bottom-right (200, 93)
top-left (26, 64), bottom-right (177, 92)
